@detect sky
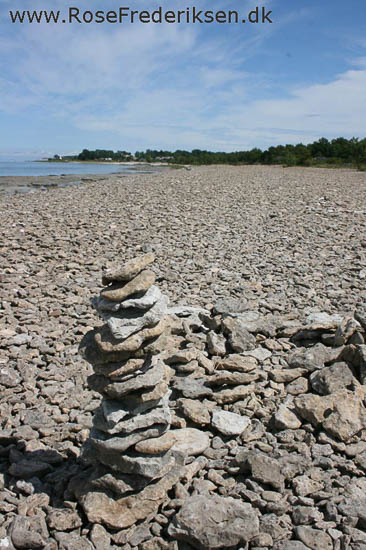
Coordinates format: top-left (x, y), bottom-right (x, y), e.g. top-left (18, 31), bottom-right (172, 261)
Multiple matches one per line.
top-left (0, 0), bottom-right (365, 157)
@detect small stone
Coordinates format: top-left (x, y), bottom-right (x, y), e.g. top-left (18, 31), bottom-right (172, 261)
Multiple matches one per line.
top-left (211, 411), bottom-right (250, 436)
top-left (215, 354), bottom-right (257, 372)
top-left (222, 317), bottom-right (256, 352)
top-left (274, 404), bottom-right (302, 430)
top-left (101, 269), bottom-right (155, 302)
top-left (178, 399), bottom-right (211, 425)
top-left (235, 451), bottom-right (285, 490)
top-left (173, 378), bottom-right (213, 399)
top-left (102, 253), bottom-right (155, 284)
top-left (207, 331), bottom-right (226, 356)
top-left (295, 526), bottom-right (333, 550)
top-left (212, 385), bottom-right (255, 405)
top-left (79, 455), bottom-right (184, 528)
top-left (243, 348), bottom-right (272, 361)
top-left (47, 509), bottom-right (82, 531)
top-left (90, 524), bottom-right (111, 550)
top-left (95, 317), bottom-right (168, 354)
top-left (310, 362), bottom-right (355, 395)
top-left (167, 495), bottom-right (259, 548)
top-left (105, 295), bottom-right (169, 340)
top-left (207, 370), bottom-right (259, 386)
top-left (135, 429), bottom-right (210, 456)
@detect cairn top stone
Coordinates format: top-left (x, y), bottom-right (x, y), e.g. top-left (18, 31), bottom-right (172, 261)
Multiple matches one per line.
top-left (102, 253), bottom-right (155, 285)
top-left (101, 269), bottom-right (155, 302)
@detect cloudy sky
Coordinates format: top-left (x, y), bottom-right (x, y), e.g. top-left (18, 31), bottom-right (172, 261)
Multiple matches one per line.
top-left (0, 0), bottom-right (365, 156)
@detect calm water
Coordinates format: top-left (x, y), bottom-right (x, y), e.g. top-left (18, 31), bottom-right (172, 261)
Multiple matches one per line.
top-left (0, 160), bottom-right (152, 177)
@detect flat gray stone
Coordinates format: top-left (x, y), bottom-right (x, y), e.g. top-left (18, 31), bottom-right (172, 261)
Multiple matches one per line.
top-left (168, 495), bottom-right (259, 549)
top-left (88, 359), bottom-right (169, 399)
top-left (96, 285), bottom-right (162, 313)
top-left (104, 294), bottom-right (169, 340)
top-left (222, 317), bottom-right (256, 352)
top-left (243, 348), bottom-right (272, 361)
top-left (94, 403), bottom-right (171, 435)
top-left (173, 378), bottom-right (213, 399)
top-left (90, 422), bottom-right (170, 454)
top-left (211, 410), bottom-right (250, 436)
top-left (101, 393), bottom-right (170, 428)
top-left (310, 362), bottom-right (355, 395)
top-left (102, 253), bottom-right (155, 284)
top-left (101, 269), bottom-right (155, 302)
top-left (96, 448), bottom-right (176, 479)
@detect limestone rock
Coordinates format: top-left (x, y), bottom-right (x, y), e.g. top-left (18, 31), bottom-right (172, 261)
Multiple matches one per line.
top-left (222, 316), bottom-right (256, 352)
top-left (274, 404), bottom-right (302, 430)
top-left (310, 362), bottom-right (355, 395)
top-left (288, 344), bottom-right (329, 372)
top-left (94, 403), bottom-right (171, 435)
top-left (95, 317), bottom-right (168, 354)
top-left (88, 360), bottom-right (169, 399)
top-left (173, 378), bottom-right (213, 399)
top-left (135, 428), bottom-right (210, 456)
top-left (211, 410), bottom-right (250, 436)
top-left (214, 354), bottom-right (257, 372)
top-left (207, 370), bottom-right (259, 386)
top-left (168, 495), bottom-right (259, 549)
top-left (96, 285), bottom-right (162, 313)
top-left (102, 253), bottom-right (155, 284)
top-left (235, 450), bottom-right (285, 490)
top-left (207, 331), bottom-right (226, 356)
top-left (105, 295), bottom-right (169, 340)
top-left (178, 398), bottom-right (211, 425)
top-left (79, 454), bottom-right (184, 528)
top-left (211, 384), bottom-right (254, 405)
top-left (101, 269), bottom-right (155, 302)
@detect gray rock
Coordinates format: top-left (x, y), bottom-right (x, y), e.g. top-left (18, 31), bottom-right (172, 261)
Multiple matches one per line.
top-left (101, 393), bottom-right (170, 428)
top-left (104, 295), bottom-right (169, 340)
top-left (94, 448), bottom-right (176, 479)
top-left (211, 410), bottom-right (250, 436)
top-left (288, 343), bottom-right (329, 372)
top-left (88, 359), bottom-right (169, 399)
top-left (90, 422), bottom-right (170, 454)
top-left (295, 526), bottom-right (333, 550)
top-left (305, 312), bottom-right (343, 326)
top-left (207, 331), bottom-right (226, 356)
top-left (274, 404), bottom-right (302, 430)
top-left (10, 516), bottom-right (48, 549)
top-left (94, 403), bottom-right (171, 435)
top-left (173, 378), bottom-right (213, 399)
top-left (222, 317), bottom-right (256, 352)
top-left (235, 451), bottom-right (285, 490)
top-left (242, 347), bottom-right (272, 361)
top-left (101, 269), bottom-right (155, 302)
top-left (334, 316), bottom-right (361, 346)
top-left (168, 495), bottom-right (259, 548)
top-left (310, 361), bottom-right (355, 394)
top-left (96, 285), bottom-right (162, 312)
top-left (212, 297), bottom-right (249, 316)
top-left (102, 253), bottom-right (155, 284)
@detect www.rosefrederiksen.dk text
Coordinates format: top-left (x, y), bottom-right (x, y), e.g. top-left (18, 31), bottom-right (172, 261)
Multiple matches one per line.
top-left (9, 6), bottom-right (273, 25)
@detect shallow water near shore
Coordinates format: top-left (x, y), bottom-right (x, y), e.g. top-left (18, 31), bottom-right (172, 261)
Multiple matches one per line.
top-left (0, 159), bottom-right (159, 177)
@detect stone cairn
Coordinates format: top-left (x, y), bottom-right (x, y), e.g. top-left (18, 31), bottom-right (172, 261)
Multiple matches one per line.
top-left (73, 254), bottom-right (188, 529)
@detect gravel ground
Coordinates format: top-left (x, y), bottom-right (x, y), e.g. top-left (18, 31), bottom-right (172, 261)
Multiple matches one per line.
top-left (1, 164), bottom-right (366, 550)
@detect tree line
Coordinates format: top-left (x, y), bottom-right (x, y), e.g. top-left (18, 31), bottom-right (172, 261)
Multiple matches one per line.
top-left (74, 137), bottom-right (366, 169)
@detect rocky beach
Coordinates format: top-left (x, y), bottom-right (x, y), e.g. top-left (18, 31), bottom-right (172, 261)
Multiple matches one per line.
top-left (1, 164), bottom-right (366, 550)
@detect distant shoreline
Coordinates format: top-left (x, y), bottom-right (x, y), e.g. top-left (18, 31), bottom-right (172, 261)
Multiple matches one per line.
top-left (36, 159), bottom-right (171, 166)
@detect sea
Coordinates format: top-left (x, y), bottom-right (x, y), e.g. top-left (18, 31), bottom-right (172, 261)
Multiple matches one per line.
top-left (0, 159), bottom-right (155, 177)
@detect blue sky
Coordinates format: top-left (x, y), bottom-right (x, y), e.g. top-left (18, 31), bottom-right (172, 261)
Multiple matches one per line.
top-left (0, 0), bottom-right (365, 157)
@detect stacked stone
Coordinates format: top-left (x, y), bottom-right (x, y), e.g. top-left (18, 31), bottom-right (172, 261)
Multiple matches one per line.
top-left (76, 254), bottom-right (184, 528)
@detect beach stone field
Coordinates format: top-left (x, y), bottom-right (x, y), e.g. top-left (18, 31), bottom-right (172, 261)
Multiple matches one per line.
top-left (1, 165), bottom-right (366, 550)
